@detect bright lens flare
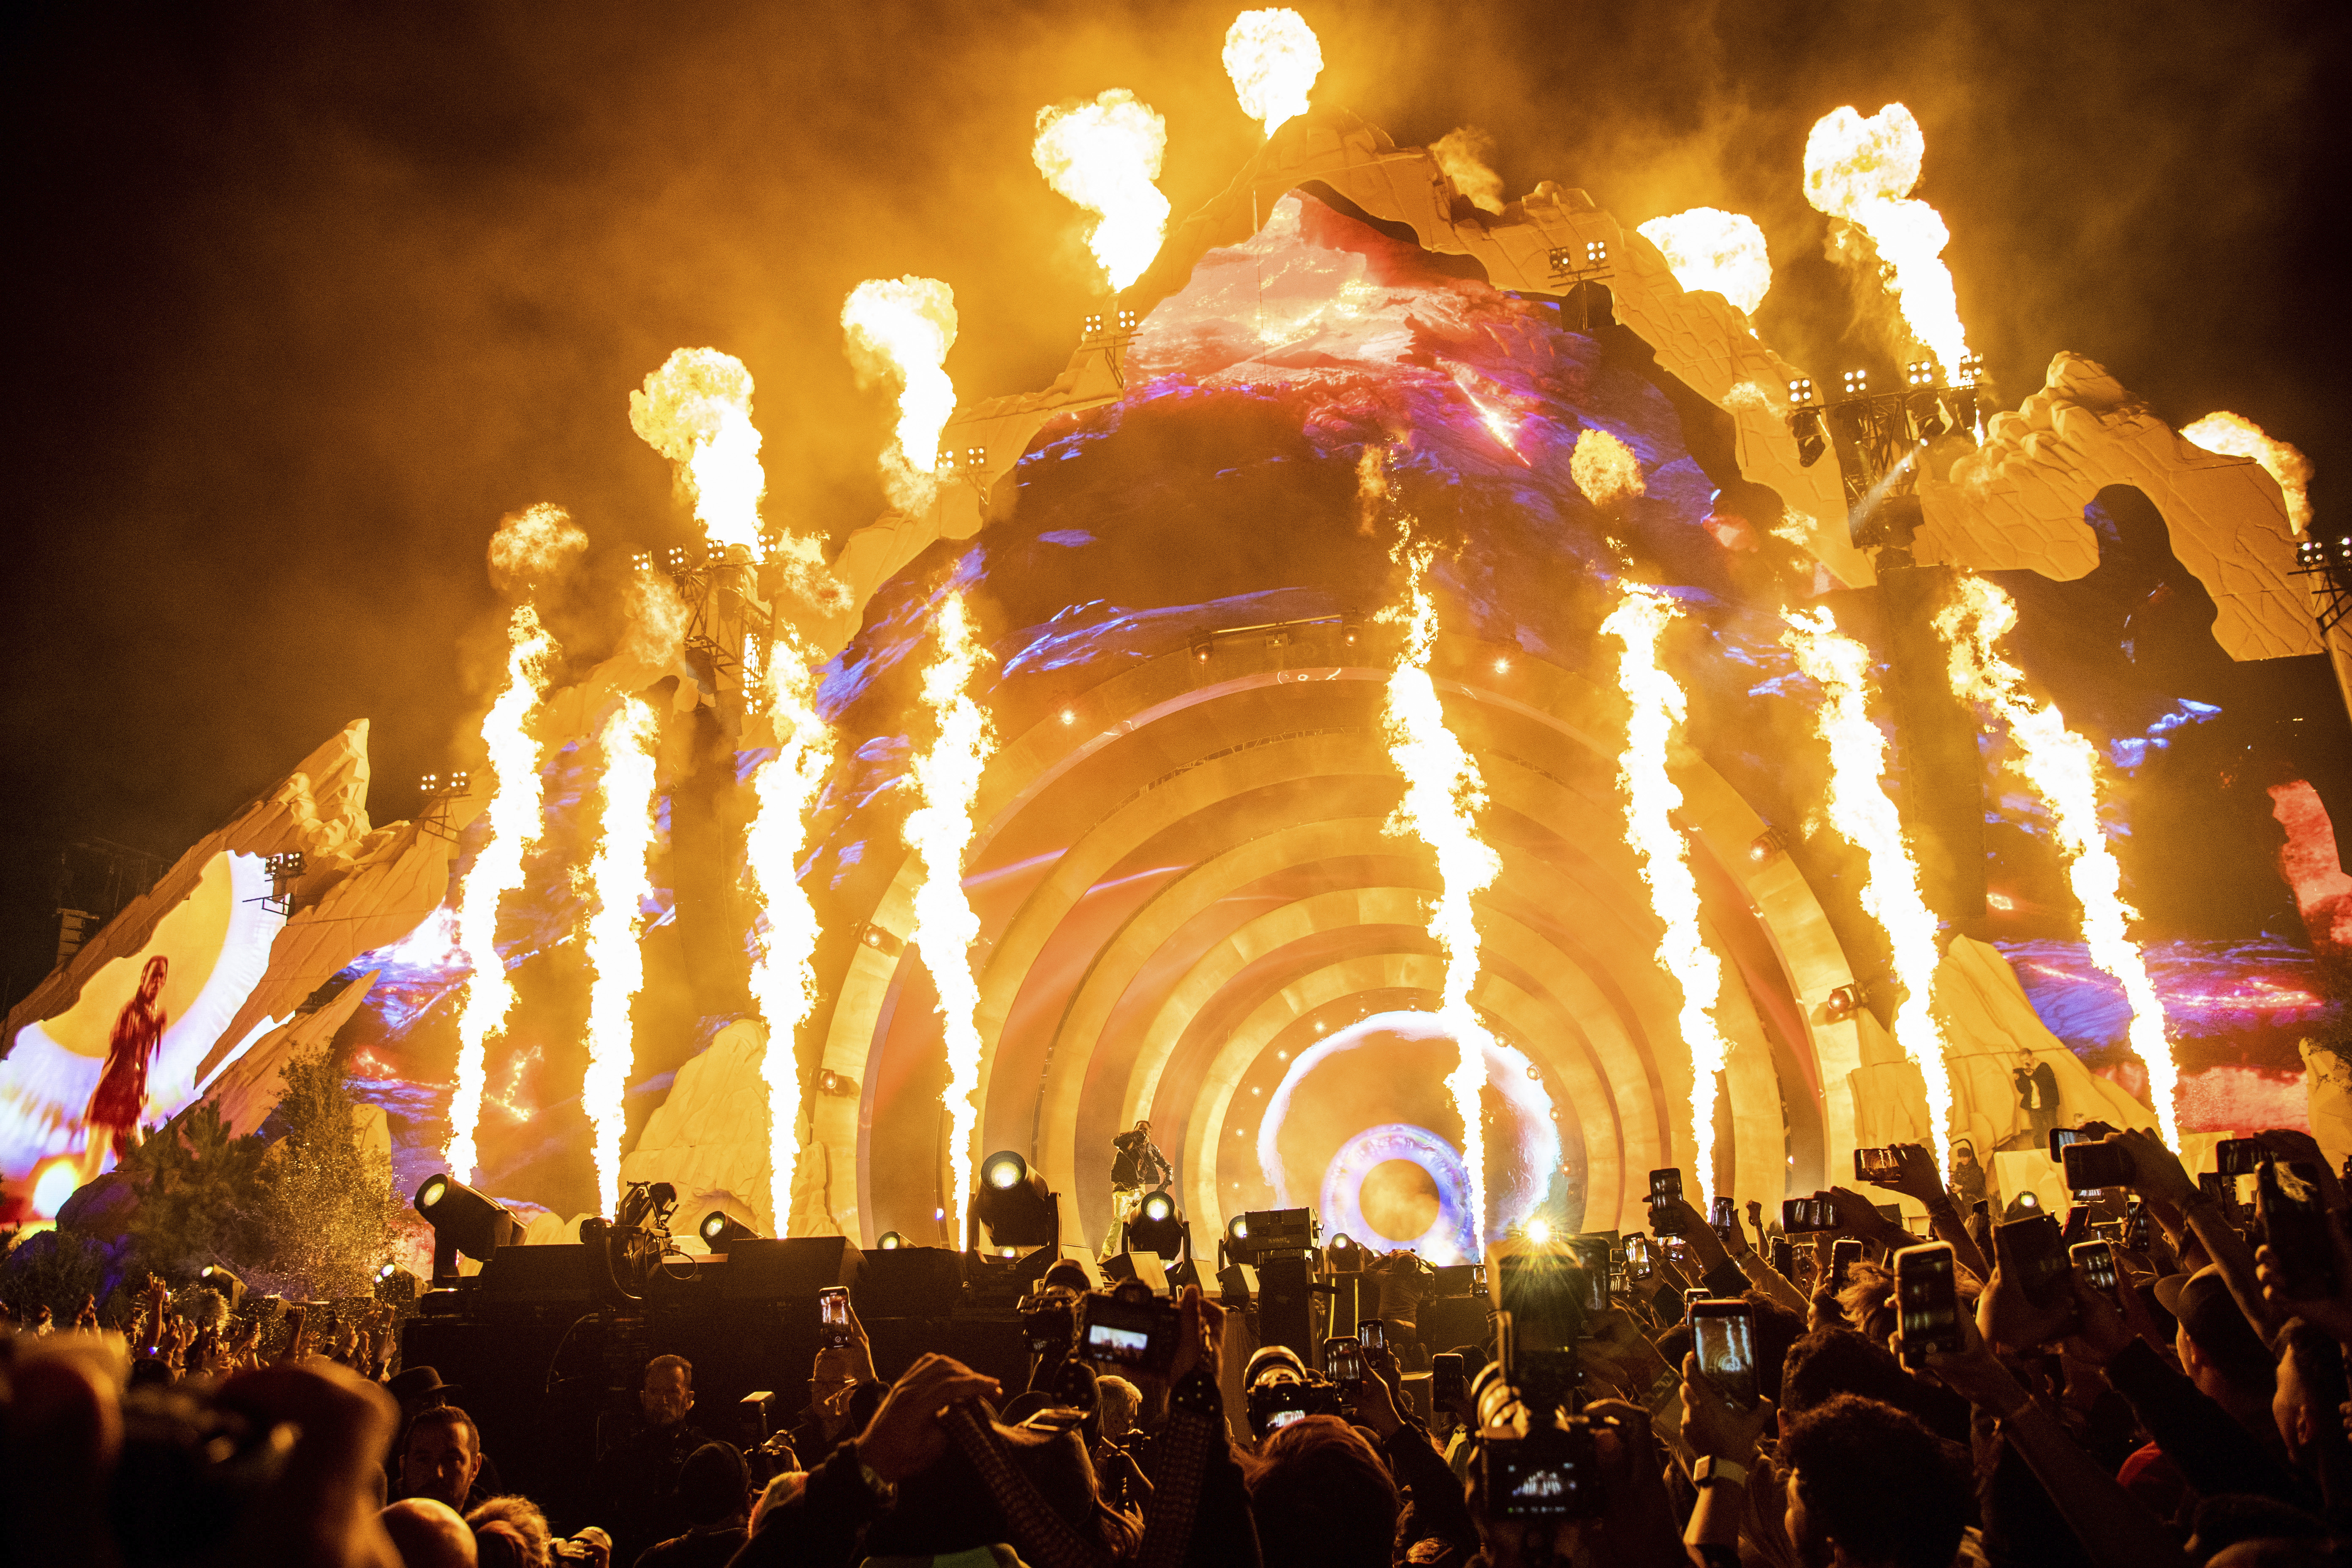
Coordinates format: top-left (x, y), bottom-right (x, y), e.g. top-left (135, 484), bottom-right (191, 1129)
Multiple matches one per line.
top-left (1223, 8), bottom-right (1323, 139)
top-left (903, 591), bottom-right (997, 1244)
top-left (1380, 539), bottom-right (1502, 1251)
top-left (1938, 576), bottom-right (2180, 1144)
top-left (1803, 104), bottom-right (1971, 374)
top-left (1636, 208), bottom-right (1772, 317)
top-left (1782, 610), bottom-right (1955, 1162)
top-left (582, 697), bottom-right (662, 1217)
top-left (629, 349), bottom-right (768, 553)
top-left (746, 633), bottom-right (832, 1235)
top-left (445, 604), bottom-right (557, 1184)
top-left (1032, 90), bottom-right (1171, 293)
top-left (1603, 584), bottom-right (1732, 1207)
top-left (2182, 412), bottom-right (2315, 532)
top-left (841, 277), bottom-right (959, 515)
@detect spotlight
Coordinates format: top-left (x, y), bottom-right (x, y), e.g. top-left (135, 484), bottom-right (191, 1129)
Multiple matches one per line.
top-left (1326, 1233), bottom-right (1364, 1271)
top-left (877, 1231), bottom-right (907, 1250)
top-left (198, 1264), bottom-right (246, 1312)
top-left (1787, 377), bottom-right (1817, 408)
top-left (1125, 1188), bottom-right (1185, 1257)
top-left (971, 1150), bottom-right (1059, 1252)
top-left (1909, 391), bottom-right (1952, 441)
top-left (1904, 360), bottom-right (1941, 390)
top-left (413, 1172), bottom-right (526, 1285)
top-left (1585, 239), bottom-right (1608, 267)
top-left (1956, 352), bottom-right (1986, 387)
top-left (1226, 1214), bottom-right (1251, 1247)
top-left (1524, 1218), bottom-right (1553, 1245)
top-left (1788, 407), bottom-right (1827, 468)
top-left (1748, 826), bottom-right (1789, 864)
top-left (1840, 369), bottom-right (1868, 398)
top-left (1823, 985), bottom-right (1862, 1022)
top-left (698, 1211), bottom-right (763, 1252)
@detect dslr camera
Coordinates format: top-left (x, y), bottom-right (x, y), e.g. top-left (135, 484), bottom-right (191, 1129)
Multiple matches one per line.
top-left (1071, 1283), bottom-right (1184, 1377)
top-left (1472, 1311), bottom-right (1605, 1522)
top-left (1245, 1374), bottom-right (1346, 1438)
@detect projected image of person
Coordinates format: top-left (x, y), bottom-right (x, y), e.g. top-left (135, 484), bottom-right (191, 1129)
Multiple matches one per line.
top-left (82, 954), bottom-right (168, 1179)
top-left (1101, 1119), bottom-right (1170, 1258)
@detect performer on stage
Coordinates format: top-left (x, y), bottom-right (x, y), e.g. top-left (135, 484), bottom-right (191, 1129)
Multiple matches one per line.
top-left (83, 954), bottom-right (169, 1179)
top-left (1101, 1119), bottom-right (1170, 1259)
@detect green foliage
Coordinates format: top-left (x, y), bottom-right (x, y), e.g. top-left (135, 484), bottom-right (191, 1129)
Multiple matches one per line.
top-left (0, 1228), bottom-right (110, 1318)
top-left (117, 1099), bottom-right (269, 1278)
top-left (244, 1042), bottom-right (403, 1300)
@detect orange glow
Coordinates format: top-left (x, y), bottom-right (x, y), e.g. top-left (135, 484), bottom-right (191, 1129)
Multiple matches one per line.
top-left (2182, 412), bottom-right (2315, 531)
top-left (1636, 208), bottom-right (1772, 316)
top-left (629, 350), bottom-right (768, 553)
top-left (1571, 428), bottom-right (1644, 506)
top-left (1447, 366), bottom-right (1526, 461)
top-left (1223, 9), bottom-right (1322, 138)
top-left (841, 277), bottom-right (959, 514)
top-left (1032, 90), bottom-right (1170, 292)
top-left (582, 697), bottom-right (662, 1216)
top-left (1803, 105), bottom-right (1971, 374)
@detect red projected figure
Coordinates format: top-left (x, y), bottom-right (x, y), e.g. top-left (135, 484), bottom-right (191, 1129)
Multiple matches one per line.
top-left (83, 955), bottom-right (169, 1177)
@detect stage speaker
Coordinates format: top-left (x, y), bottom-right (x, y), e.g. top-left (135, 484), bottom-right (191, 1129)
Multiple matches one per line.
top-left (475, 1244), bottom-right (593, 1302)
top-left (719, 1236), bottom-right (862, 1300)
top-left (1256, 1255), bottom-right (1316, 1356)
top-left (855, 1247), bottom-right (964, 1318)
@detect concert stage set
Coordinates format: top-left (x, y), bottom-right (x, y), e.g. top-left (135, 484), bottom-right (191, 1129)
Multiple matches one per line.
top-left (4, 14), bottom-right (2349, 1479)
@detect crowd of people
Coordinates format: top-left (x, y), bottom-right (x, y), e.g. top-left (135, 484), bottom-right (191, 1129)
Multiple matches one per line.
top-left (9, 1122), bottom-right (2352, 1567)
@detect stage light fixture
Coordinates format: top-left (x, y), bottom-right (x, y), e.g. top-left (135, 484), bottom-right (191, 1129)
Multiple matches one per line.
top-left (1524, 1218), bottom-right (1553, 1244)
top-left (1788, 407), bottom-right (1827, 468)
top-left (1748, 826), bottom-right (1789, 864)
top-left (1124, 1189), bottom-right (1185, 1257)
top-left (1910, 391), bottom-right (1952, 441)
top-left (698, 1210), bottom-right (763, 1252)
top-left (413, 1172), bottom-right (527, 1285)
top-left (199, 1264), bottom-right (247, 1312)
top-left (374, 1263), bottom-right (422, 1306)
top-left (1788, 378), bottom-right (1817, 407)
top-left (971, 1150), bottom-right (1059, 1251)
top-left (877, 1230), bottom-right (907, 1250)
top-left (1326, 1233), bottom-right (1364, 1271)
top-left (1840, 369), bottom-right (1868, 398)
top-left (1905, 360), bottom-right (1941, 389)
top-left (1823, 985), bottom-right (1862, 1022)
top-left (1956, 352), bottom-right (1986, 387)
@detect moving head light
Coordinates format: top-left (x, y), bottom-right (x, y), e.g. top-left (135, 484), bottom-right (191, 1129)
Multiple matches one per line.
top-left (414, 1172), bottom-right (526, 1285)
top-left (971, 1150), bottom-right (1059, 1251)
top-left (1124, 1188), bottom-right (1185, 1257)
top-left (698, 1210), bottom-right (764, 1252)
top-left (198, 1263), bottom-right (246, 1312)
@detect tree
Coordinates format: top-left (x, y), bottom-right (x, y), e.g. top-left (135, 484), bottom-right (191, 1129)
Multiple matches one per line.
top-left (117, 1100), bottom-right (269, 1278)
top-left (0, 1228), bottom-right (109, 1318)
top-left (246, 1042), bottom-right (403, 1300)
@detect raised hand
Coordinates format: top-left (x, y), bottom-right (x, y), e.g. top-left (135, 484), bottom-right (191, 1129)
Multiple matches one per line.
top-left (854, 1354), bottom-right (1003, 1485)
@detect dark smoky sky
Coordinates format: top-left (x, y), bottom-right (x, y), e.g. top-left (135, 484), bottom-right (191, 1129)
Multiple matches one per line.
top-left (2, 0), bottom-right (2344, 1009)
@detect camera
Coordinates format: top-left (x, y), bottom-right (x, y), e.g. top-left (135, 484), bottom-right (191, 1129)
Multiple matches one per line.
top-left (1075, 1288), bottom-right (1184, 1376)
top-left (1472, 1321), bottom-right (1606, 1521)
top-left (553, 1527), bottom-right (612, 1563)
top-left (1647, 1169), bottom-right (1685, 1235)
top-left (1246, 1376), bottom-right (1345, 1437)
top-left (1018, 1290), bottom-right (1077, 1359)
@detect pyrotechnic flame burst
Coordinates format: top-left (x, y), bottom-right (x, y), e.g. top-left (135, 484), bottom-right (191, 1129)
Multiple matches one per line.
top-left (1223, 8), bottom-right (1322, 139)
top-left (1938, 576), bottom-right (2180, 1145)
top-left (1571, 428), bottom-right (1645, 506)
top-left (1032, 90), bottom-right (1171, 293)
top-left (1379, 538), bottom-right (1503, 1254)
top-left (629, 350), bottom-right (768, 553)
top-left (1782, 610), bottom-right (1955, 1162)
top-left (746, 633), bottom-right (833, 1235)
top-left (581, 697), bottom-right (662, 1217)
top-left (903, 590), bottom-right (997, 1244)
top-left (1432, 127), bottom-right (1506, 215)
top-left (1803, 105), bottom-right (1971, 375)
top-left (444, 605), bottom-right (557, 1183)
top-left (1603, 584), bottom-right (1732, 1206)
top-left (1636, 208), bottom-right (1772, 317)
top-left (2182, 412), bottom-right (2314, 532)
top-left (842, 278), bottom-right (959, 515)
top-left (487, 503), bottom-right (588, 594)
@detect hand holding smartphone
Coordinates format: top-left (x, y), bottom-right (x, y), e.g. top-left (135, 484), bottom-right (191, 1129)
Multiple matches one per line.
top-left (1687, 1299), bottom-right (1759, 1409)
top-left (1893, 1242), bottom-right (1961, 1367)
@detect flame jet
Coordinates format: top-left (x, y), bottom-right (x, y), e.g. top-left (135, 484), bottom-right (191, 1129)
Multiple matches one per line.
top-left (444, 602), bottom-right (558, 1183)
top-left (1223, 9), bottom-right (1322, 138)
top-left (1636, 209), bottom-right (1772, 317)
top-left (581, 697), bottom-right (662, 1217)
top-left (1603, 584), bottom-right (1733, 1206)
top-left (1032, 90), bottom-right (1171, 294)
top-left (1380, 537), bottom-right (1502, 1254)
top-left (1803, 105), bottom-right (1971, 375)
top-left (2182, 412), bottom-right (2314, 531)
top-left (902, 590), bottom-right (997, 1245)
top-left (1783, 610), bottom-right (1955, 1162)
top-left (630, 350), bottom-right (768, 554)
top-left (745, 637), bottom-right (831, 1233)
top-left (842, 278), bottom-right (959, 515)
top-left (1938, 576), bottom-right (2181, 1145)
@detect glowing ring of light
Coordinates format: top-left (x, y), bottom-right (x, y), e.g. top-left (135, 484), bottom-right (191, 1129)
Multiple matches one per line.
top-left (1318, 1122), bottom-right (1475, 1261)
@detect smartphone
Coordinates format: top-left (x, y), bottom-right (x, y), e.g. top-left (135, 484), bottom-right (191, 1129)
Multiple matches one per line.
top-left (1649, 1169), bottom-right (1685, 1235)
top-left (2047, 1126), bottom-right (2091, 1161)
top-left (1893, 1242), bottom-right (1961, 1366)
top-left (1830, 1238), bottom-right (1862, 1290)
top-left (1783, 1194), bottom-right (1838, 1234)
top-left (2061, 1141), bottom-right (2134, 1192)
top-left (1358, 1318), bottom-right (1387, 1355)
top-left (2217, 1138), bottom-right (2267, 1178)
top-left (1688, 1299), bottom-right (1760, 1409)
top-left (1854, 1146), bottom-right (1904, 1185)
top-left (1769, 1237), bottom-right (1795, 1278)
top-left (1710, 1196), bottom-right (1738, 1245)
top-left (1683, 1286), bottom-right (1711, 1308)
top-left (2258, 1160), bottom-right (2339, 1300)
top-left (1624, 1234), bottom-right (1655, 1279)
top-left (2061, 1205), bottom-right (2091, 1244)
top-left (1498, 1251), bottom-right (1586, 1352)
top-left (1326, 1334), bottom-right (1366, 1388)
top-left (2071, 1240), bottom-right (2120, 1296)
top-left (1432, 1351), bottom-right (1467, 1413)
top-left (2124, 1197), bottom-right (2151, 1251)
top-left (1996, 1214), bottom-right (2074, 1313)
top-left (1566, 1238), bottom-right (1611, 1314)
top-left (1077, 1290), bottom-right (1184, 1376)
top-left (2200, 1171), bottom-right (2242, 1214)
top-left (818, 1286), bottom-right (854, 1348)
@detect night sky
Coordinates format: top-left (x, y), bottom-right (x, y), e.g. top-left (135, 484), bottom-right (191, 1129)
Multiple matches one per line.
top-left (3, 0), bottom-right (2345, 1011)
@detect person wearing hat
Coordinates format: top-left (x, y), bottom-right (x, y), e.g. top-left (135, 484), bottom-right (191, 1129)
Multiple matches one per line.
top-left (387, 1367), bottom-right (506, 1506)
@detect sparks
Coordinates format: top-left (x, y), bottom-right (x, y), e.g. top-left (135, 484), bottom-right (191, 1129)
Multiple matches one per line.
top-left (629, 350), bottom-right (768, 553)
top-left (841, 277), bottom-right (959, 516)
top-left (1636, 208), bottom-right (1772, 317)
top-left (1223, 8), bottom-right (1322, 139)
top-left (444, 603), bottom-right (557, 1184)
top-left (1782, 610), bottom-right (1955, 1162)
top-left (2181, 412), bottom-right (2315, 531)
top-left (903, 590), bottom-right (997, 1244)
top-left (1380, 539), bottom-right (1502, 1253)
top-left (581, 697), bottom-right (662, 1217)
top-left (746, 633), bottom-right (833, 1235)
top-left (1938, 575), bottom-right (2181, 1144)
top-left (1032, 89), bottom-right (1171, 293)
top-left (1802, 104), bottom-right (1971, 375)
top-left (1602, 584), bottom-right (1732, 1206)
